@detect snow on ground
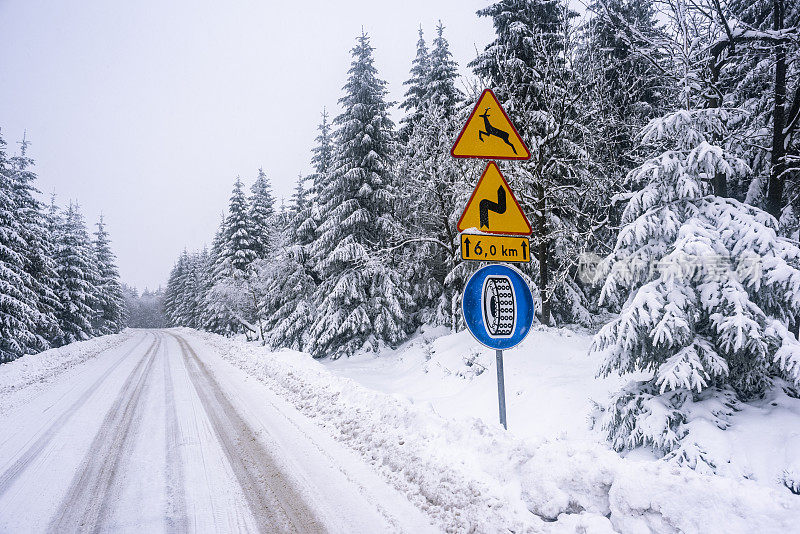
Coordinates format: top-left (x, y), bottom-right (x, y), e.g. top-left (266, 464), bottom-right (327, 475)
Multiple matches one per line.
top-left (0, 330), bottom-right (134, 417)
top-left (326, 324), bottom-right (800, 493)
top-left (323, 324), bottom-right (625, 443)
top-left (186, 327), bottom-right (800, 533)
top-left (0, 331), bottom-right (436, 533)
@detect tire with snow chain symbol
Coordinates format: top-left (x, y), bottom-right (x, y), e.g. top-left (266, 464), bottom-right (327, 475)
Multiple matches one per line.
top-left (482, 276), bottom-right (515, 337)
top-left (462, 264), bottom-right (534, 350)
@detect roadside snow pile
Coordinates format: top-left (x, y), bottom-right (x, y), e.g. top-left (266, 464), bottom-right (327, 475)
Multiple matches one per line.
top-left (0, 330), bottom-right (132, 416)
top-left (182, 328), bottom-right (800, 533)
top-left (330, 325), bottom-right (800, 494)
top-left (323, 324), bottom-right (628, 443)
top-left (625, 380), bottom-right (800, 493)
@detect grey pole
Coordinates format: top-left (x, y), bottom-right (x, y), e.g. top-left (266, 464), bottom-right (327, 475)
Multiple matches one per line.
top-left (496, 349), bottom-right (507, 429)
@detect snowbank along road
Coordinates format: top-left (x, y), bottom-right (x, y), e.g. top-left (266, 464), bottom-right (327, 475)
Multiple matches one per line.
top-left (0, 330), bottom-right (437, 533)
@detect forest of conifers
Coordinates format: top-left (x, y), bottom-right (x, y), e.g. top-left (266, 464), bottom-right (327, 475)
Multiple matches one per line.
top-left (159, 0), bottom-right (800, 458)
top-left (0, 136), bottom-right (126, 362)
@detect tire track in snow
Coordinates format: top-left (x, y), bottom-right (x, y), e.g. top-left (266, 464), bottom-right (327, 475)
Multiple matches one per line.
top-left (0, 333), bottom-right (153, 499)
top-left (172, 333), bottom-right (326, 534)
top-left (238, 377), bottom-right (408, 532)
top-left (162, 339), bottom-right (188, 533)
top-left (48, 333), bottom-right (161, 533)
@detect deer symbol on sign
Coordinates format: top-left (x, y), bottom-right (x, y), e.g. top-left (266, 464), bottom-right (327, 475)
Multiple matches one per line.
top-left (478, 108), bottom-right (517, 155)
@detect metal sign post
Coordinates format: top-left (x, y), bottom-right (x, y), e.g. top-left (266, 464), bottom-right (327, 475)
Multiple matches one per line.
top-left (462, 264), bottom-right (533, 430)
top-left (496, 349), bottom-right (507, 429)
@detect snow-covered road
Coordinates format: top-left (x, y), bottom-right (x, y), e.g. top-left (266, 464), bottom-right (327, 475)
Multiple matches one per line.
top-left (0, 330), bottom-right (437, 533)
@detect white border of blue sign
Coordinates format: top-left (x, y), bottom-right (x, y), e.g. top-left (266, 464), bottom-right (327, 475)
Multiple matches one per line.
top-left (462, 264), bottom-right (534, 350)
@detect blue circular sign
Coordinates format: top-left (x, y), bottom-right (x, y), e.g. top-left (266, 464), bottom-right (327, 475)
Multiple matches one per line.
top-left (462, 264), bottom-right (534, 350)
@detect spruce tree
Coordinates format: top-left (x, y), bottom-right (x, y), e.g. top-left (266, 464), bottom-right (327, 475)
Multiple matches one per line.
top-left (591, 106), bottom-right (800, 465)
top-left (398, 26), bottom-right (430, 141)
top-left (7, 135), bottom-right (63, 348)
top-left (310, 109), bottom-right (334, 183)
top-left (306, 110), bottom-right (334, 268)
top-left (309, 32), bottom-right (412, 358)
top-left (471, 0), bottom-right (567, 105)
top-left (224, 177), bottom-right (257, 272)
top-left (259, 174), bottom-right (318, 350)
top-left (54, 203), bottom-right (100, 343)
top-left (289, 175), bottom-right (307, 218)
top-left (92, 216), bottom-right (125, 334)
top-left (427, 21), bottom-right (462, 116)
top-left (193, 248), bottom-right (213, 330)
top-left (0, 132), bottom-right (42, 360)
top-left (162, 255), bottom-right (185, 327)
top-left (581, 0), bottom-right (664, 178)
top-left (202, 215), bottom-right (238, 334)
top-left (400, 21), bottom-right (467, 327)
top-left (248, 168), bottom-right (276, 260)
top-left (182, 252), bottom-right (204, 329)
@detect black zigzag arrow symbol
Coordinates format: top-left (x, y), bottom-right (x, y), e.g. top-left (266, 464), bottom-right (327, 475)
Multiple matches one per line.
top-left (479, 186), bottom-right (506, 228)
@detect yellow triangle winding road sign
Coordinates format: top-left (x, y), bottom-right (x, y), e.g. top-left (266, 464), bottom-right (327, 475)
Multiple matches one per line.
top-left (457, 162), bottom-right (532, 236)
top-left (451, 89), bottom-right (530, 160)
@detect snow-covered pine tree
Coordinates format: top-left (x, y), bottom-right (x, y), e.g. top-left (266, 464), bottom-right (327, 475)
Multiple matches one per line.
top-left (305, 110), bottom-right (334, 271)
top-left (201, 216), bottom-right (238, 335)
top-left (580, 0), bottom-right (665, 189)
top-left (54, 203), bottom-right (101, 343)
top-left (162, 253), bottom-right (186, 327)
top-left (310, 109), bottom-right (335, 193)
top-left (199, 178), bottom-right (261, 338)
top-left (309, 32), bottom-right (412, 358)
top-left (192, 247), bottom-right (212, 330)
top-left (46, 193), bottom-right (61, 237)
top-left (398, 26), bottom-right (430, 141)
top-left (254, 117), bottom-right (334, 350)
top-left (470, 0), bottom-right (598, 326)
top-left (165, 249), bottom-right (205, 329)
top-left (185, 251), bottom-right (205, 329)
top-left (591, 105), bottom-right (800, 466)
top-left (274, 197), bottom-right (290, 229)
top-left (224, 177), bottom-right (257, 272)
top-left (248, 168), bottom-right (276, 260)
top-left (7, 135), bottom-right (63, 349)
top-left (0, 132), bottom-right (44, 361)
top-left (471, 0), bottom-right (567, 98)
top-left (257, 174), bottom-right (318, 350)
top-left (398, 20), bottom-right (468, 327)
top-left (289, 174), bottom-right (307, 219)
top-left (92, 216), bottom-right (126, 334)
top-left (568, 0), bottom-right (668, 310)
top-left (427, 21), bottom-right (462, 117)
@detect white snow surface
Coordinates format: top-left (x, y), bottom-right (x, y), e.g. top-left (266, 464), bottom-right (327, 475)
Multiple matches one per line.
top-left (188, 326), bottom-right (800, 533)
top-left (0, 330), bottom-right (437, 533)
top-left (326, 324), bottom-right (800, 490)
top-left (0, 330), bottom-right (134, 417)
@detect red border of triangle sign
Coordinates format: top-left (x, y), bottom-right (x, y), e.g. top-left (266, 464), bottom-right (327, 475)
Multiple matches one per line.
top-left (451, 89), bottom-right (530, 161)
top-left (452, 89), bottom-right (531, 239)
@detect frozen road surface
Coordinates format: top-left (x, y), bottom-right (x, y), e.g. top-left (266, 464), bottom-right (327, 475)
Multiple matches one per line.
top-left (0, 330), bottom-right (438, 533)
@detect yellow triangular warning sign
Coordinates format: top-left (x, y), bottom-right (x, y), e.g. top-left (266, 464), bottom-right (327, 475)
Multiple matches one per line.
top-left (451, 89), bottom-right (530, 160)
top-left (457, 162), bottom-right (532, 236)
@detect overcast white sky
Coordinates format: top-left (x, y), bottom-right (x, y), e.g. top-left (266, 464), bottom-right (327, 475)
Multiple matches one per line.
top-left (0, 0), bottom-right (499, 290)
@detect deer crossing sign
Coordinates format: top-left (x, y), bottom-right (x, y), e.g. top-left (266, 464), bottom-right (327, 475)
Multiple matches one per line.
top-left (450, 89), bottom-right (530, 160)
